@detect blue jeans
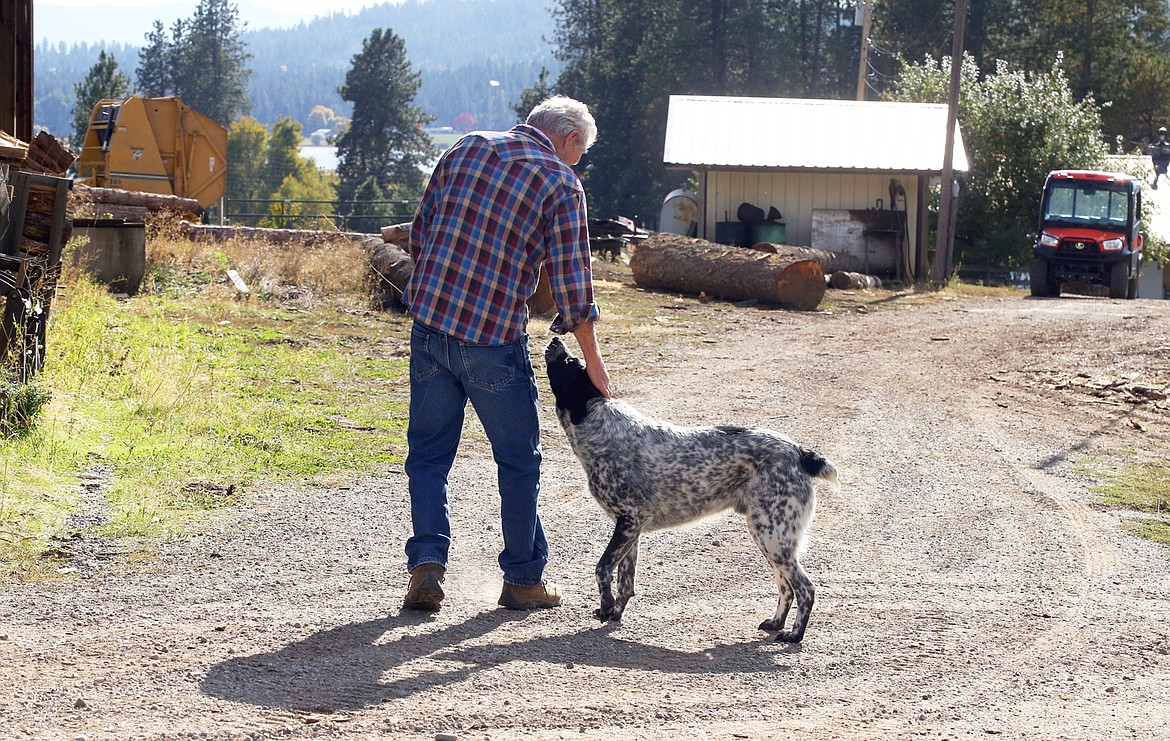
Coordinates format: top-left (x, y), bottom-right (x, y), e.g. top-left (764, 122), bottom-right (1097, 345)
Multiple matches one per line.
top-left (404, 322), bottom-right (548, 586)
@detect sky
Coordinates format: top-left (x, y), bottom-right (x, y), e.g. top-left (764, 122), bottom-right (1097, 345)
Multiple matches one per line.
top-left (35, 1), bottom-right (396, 45)
top-left (42, 0), bottom-right (384, 11)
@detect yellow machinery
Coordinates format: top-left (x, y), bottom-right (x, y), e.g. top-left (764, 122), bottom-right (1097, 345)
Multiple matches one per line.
top-left (76, 96), bottom-right (227, 209)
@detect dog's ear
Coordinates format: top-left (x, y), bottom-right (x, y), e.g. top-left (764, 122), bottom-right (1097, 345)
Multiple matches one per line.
top-left (566, 386), bottom-right (594, 425)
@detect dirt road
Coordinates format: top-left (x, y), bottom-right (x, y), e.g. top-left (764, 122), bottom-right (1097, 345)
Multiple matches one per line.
top-left (3, 284), bottom-right (1170, 740)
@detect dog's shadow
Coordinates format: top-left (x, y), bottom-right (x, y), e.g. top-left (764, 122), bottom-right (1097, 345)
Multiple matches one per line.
top-left (200, 609), bottom-right (795, 711)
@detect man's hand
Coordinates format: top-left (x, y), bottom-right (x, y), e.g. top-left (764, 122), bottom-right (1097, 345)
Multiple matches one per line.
top-left (571, 320), bottom-right (612, 398)
top-left (586, 357), bottom-right (612, 399)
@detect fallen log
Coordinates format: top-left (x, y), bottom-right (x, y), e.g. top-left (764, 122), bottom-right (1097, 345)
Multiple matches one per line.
top-left (179, 221), bottom-right (373, 246)
top-left (630, 234), bottom-right (825, 310)
top-left (71, 183), bottom-right (199, 215)
top-left (829, 271), bottom-right (883, 290)
top-left (750, 242), bottom-right (867, 274)
top-left (380, 222), bottom-right (411, 244)
top-left (369, 242), bottom-right (414, 308)
top-left (72, 203), bottom-right (149, 222)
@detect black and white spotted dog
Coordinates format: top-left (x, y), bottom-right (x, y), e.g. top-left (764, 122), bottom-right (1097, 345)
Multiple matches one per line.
top-left (544, 337), bottom-right (837, 643)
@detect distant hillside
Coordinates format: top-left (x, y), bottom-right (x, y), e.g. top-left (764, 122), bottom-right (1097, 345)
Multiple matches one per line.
top-left (33, 0), bottom-right (562, 139)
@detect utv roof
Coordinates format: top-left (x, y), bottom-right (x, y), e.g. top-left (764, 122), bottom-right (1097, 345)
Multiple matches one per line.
top-left (1048, 170), bottom-right (1139, 184)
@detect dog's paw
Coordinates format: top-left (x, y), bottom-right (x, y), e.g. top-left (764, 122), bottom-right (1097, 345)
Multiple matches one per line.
top-left (773, 630), bottom-right (804, 643)
top-left (758, 618), bottom-right (784, 632)
top-left (595, 607), bottom-right (622, 622)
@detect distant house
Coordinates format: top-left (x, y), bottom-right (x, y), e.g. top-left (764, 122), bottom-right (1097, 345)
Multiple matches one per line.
top-left (663, 95), bottom-right (968, 282)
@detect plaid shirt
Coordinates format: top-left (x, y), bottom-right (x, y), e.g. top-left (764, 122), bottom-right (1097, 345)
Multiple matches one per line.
top-left (404, 125), bottom-right (599, 345)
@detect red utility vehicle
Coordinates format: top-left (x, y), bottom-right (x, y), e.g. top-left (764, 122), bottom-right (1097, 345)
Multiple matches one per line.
top-left (1030, 170), bottom-right (1143, 299)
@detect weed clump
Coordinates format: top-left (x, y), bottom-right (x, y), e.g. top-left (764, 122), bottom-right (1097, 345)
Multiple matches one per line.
top-left (0, 375), bottom-right (51, 438)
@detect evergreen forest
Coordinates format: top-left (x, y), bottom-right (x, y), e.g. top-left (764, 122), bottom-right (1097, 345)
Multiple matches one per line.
top-left (33, 0), bottom-right (558, 138)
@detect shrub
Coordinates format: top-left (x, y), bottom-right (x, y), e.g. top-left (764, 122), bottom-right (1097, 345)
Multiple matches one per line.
top-left (0, 376), bottom-right (51, 438)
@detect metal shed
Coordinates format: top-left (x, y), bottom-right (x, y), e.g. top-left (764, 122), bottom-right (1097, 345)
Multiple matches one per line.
top-left (663, 95), bottom-right (968, 281)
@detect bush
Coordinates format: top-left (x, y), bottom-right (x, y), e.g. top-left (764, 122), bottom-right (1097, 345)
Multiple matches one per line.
top-left (888, 53), bottom-right (1107, 267)
top-left (0, 377), bottom-right (51, 438)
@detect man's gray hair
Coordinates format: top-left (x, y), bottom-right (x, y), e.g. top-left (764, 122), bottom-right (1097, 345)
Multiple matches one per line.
top-left (527, 95), bottom-right (598, 150)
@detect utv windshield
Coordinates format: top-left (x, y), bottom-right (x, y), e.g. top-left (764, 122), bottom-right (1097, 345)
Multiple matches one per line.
top-left (1043, 182), bottom-right (1130, 227)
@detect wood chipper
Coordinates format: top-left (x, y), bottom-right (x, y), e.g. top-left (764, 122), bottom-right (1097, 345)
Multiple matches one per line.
top-left (76, 96), bottom-right (227, 212)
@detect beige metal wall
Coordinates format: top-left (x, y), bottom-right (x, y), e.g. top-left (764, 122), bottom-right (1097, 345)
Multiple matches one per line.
top-left (702, 170), bottom-right (919, 252)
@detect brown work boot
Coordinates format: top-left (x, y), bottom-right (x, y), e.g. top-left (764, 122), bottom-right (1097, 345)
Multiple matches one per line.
top-left (498, 580), bottom-right (563, 610)
top-left (403, 563), bottom-right (445, 612)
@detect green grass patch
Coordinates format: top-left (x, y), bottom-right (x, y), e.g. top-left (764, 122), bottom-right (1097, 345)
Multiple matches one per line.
top-left (1091, 460), bottom-right (1170, 514)
top-left (0, 269), bottom-right (410, 578)
top-left (1121, 517), bottom-right (1170, 546)
top-left (1091, 459), bottom-right (1170, 547)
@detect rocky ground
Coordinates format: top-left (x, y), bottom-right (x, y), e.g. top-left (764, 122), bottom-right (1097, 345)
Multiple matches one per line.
top-left (3, 266), bottom-right (1170, 740)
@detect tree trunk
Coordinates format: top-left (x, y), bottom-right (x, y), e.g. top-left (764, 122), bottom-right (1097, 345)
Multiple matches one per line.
top-left (750, 241), bottom-right (867, 274)
top-left (71, 184), bottom-right (201, 215)
top-left (829, 271), bottom-right (883, 290)
top-left (368, 242), bottom-right (414, 309)
top-left (630, 234), bottom-right (826, 310)
top-left (380, 222), bottom-right (411, 244)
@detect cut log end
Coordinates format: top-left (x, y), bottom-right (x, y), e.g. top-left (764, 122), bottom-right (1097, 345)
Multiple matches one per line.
top-left (774, 260), bottom-right (827, 310)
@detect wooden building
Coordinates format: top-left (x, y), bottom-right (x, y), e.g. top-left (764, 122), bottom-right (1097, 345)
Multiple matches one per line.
top-left (663, 95), bottom-right (968, 283)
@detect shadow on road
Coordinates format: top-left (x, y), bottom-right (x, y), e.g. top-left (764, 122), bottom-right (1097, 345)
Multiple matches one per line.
top-left (200, 608), bottom-right (791, 711)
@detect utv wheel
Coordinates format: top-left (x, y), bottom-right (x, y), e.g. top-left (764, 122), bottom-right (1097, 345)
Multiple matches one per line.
top-left (1127, 258), bottom-right (1142, 299)
top-left (1108, 261), bottom-right (1129, 299)
top-left (1030, 258), bottom-right (1052, 297)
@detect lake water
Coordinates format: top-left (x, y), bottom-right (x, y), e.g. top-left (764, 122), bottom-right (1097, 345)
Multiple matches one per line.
top-left (299, 145), bottom-right (339, 171)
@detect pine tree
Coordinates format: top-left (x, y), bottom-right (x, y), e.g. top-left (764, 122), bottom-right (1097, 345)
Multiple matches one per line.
top-left (70, 50), bottom-right (131, 148)
top-left (335, 28), bottom-right (435, 209)
top-left (129, 2), bottom-right (252, 126)
top-left (136, 20), bottom-right (172, 97)
top-left (177, 0), bottom-right (253, 125)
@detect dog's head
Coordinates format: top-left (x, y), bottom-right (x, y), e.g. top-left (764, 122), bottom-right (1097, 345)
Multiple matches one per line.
top-left (544, 337), bottom-right (604, 426)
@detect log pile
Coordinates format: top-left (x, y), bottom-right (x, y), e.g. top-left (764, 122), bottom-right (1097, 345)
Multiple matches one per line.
top-left (70, 184), bottom-right (200, 223)
top-left (629, 234), bottom-right (826, 311)
top-left (23, 132), bottom-right (78, 176)
top-left (1, 130), bottom-right (75, 380)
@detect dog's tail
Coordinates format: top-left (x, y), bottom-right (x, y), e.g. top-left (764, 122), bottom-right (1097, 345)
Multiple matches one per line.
top-left (799, 448), bottom-right (839, 489)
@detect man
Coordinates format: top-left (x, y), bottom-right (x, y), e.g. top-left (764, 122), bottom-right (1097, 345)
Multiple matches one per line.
top-left (1151, 127), bottom-right (1170, 190)
top-left (400, 96), bottom-right (611, 612)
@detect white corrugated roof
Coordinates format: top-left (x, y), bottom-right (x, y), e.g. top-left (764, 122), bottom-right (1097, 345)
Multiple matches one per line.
top-left (663, 95), bottom-right (968, 173)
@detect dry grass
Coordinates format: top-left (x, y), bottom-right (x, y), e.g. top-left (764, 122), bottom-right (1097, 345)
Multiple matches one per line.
top-left (142, 215), bottom-right (375, 302)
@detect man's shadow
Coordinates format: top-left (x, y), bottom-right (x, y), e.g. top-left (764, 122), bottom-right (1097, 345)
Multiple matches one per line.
top-left (200, 608), bottom-right (794, 712)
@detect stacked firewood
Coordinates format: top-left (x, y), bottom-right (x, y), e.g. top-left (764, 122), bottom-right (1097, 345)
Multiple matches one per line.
top-left (1, 129), bottom-right (76, 380)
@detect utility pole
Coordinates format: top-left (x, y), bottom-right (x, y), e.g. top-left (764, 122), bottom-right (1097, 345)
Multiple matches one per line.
top-left (855, 0), bottom-right (874, 101)
top-left (931, 0), bottom-right (968, 286)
